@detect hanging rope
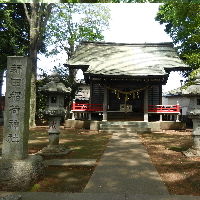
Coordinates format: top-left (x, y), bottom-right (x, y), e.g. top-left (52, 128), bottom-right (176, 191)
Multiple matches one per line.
top-left (103, 84), bottom-right (150, 95)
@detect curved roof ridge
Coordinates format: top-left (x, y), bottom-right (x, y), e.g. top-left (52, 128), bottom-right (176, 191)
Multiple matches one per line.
top-left (80, 41), bottom-right (173, 47)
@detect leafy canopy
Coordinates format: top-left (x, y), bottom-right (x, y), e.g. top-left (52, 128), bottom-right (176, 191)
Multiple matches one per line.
top-left (155, 3), bottom-right (200, 79)
top-left (2, 0), bottom-right (200, 3)
top-left (45, 3), bottom-right (110, 59)
top-left (0, 3), bottom-right (29, 71)
top-left (44, 3), bottom-right (110, 103)
top-left (0, 3), bottom-right (48, 71)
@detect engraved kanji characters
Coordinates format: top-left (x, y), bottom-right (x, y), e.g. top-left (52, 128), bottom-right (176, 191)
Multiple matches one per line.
top-left (10, 64), bottom-right (22, 74)
top-left (8, 91), bottom-right (21, 102)
top-left (8, 120), bottom-right (20, 129)
top-left (9, 105), bottom-right (20, 115)
top-left (11, 78), bottom-right (21, 86)
top-left (6, 133), bottom-right (20, 143)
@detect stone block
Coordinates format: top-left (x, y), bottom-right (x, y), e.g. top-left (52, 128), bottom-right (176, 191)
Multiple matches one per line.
top-left (44, 159), bottom-right (96, 167)
top-left (82, 121), bottom-right (90, 129)
top-left (90, 121), bottom-right (100, 131)
top-left (192, 119), bottom-right (200, 135)
top-left (160, 121), bottom-right (186, 130)
top-left (149, 122), bottom-right (160, 132)
top-left (76, 120), bottom-right (84, 128)
top-left (0, 155), bottom-right (44, 192)
top-left (1, 195), bottom-right (22, 200)
top-left (65, 120), bottom-right (91, 129)
top-left (65, 119), bottom-right (74, 128)
top-left (2, 57), bottom-right (31, 160)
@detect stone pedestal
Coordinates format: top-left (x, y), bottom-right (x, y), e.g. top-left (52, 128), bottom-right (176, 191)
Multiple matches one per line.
top-left (182, 72), bottom-right (200, 157)
top-left (0, 155), bottom-right (44, 191)
top-left (182, 117), bottom-right (200, 156)
top-left (37, 117), bottom-right (71, 156)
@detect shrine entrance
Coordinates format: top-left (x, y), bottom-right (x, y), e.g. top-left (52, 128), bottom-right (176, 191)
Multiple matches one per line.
top-left (109, 87), bottom-right (144, 113)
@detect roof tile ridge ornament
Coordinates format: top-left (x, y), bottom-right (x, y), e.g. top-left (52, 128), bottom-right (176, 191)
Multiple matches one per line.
top-left (80, 41), bottom-right (173, 47)
top-left (50, 72), bottom-right (60, 83)
top-left (39, 72), bottom-right (71, 94)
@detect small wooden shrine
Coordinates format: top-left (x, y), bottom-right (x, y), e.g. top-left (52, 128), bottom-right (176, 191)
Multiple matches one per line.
top-left (65, 41), bottom-right (189, 121)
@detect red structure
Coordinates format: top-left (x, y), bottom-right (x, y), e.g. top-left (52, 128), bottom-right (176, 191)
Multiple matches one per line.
top-left (148, 104), bottom-right (180, 113)
top-left (72, 103), bottom-right (103, 112)
top-left (72, 103), bottom-right (180, 114)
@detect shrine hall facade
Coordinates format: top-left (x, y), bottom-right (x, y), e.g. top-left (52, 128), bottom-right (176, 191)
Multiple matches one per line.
top-left (65, 41), bottom-right (189, 122)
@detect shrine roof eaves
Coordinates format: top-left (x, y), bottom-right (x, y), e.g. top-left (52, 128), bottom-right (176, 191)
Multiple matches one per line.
top-left (67, 41), bottom-right (189, 77)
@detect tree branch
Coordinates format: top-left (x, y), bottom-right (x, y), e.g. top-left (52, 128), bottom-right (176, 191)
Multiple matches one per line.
top-left (37, 4), bottom-right (53, 49)
top-left (23, 3), bottom-right (31, 24)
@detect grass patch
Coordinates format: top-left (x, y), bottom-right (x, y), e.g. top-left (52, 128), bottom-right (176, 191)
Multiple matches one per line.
top-left (168, 146), bottom-right (189, 152)
top-left (0, 127), bottom-right (111, 193)
top-left (28, 127), bottom-right (110, 192)
top-left (30, 184), bottom-right (41, 192)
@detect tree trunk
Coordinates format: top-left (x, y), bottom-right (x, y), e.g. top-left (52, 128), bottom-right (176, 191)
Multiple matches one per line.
top-left (23, 3), bottom-right (53, 128)
top-left (29, 48), bottom-right (37, 128)
top-left (0, 70), bottom-right (4, 119)
top-left (28, 4), bottom-right (38, 128)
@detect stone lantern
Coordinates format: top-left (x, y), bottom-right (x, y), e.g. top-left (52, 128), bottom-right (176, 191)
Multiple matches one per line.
top-left (182, 72), bottom-right (200, 156)
top-left (38, 72), bottom-right (71, 155)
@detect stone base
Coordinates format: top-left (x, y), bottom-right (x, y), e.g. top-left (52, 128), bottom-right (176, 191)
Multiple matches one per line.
top-left (37, 145), bottom-right (71, 156)
top-left (0, 155), bottom-right (44, 191)
top-left (160, 121), bottom-right (186, 130)
top-left (182, 148), bottom-right (200, 157)
top-left (44, 159), bottom-right (96, 167)
top-left (1, 195), bottom-right (22, 200)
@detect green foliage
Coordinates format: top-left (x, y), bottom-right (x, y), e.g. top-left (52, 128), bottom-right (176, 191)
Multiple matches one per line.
top-left (3, 0), bottom-right (200, 2)
top-left (44, 3), bottom-right (110, 102)
top-left (0, 3), bottom-right (29, 72)
top-left (30, 184), bottom-right (40, 192)
top-left (2, 0), bottom-right (200, 2)
top-left (36, 73), bottom-right (50, 120)
top-left (111, 0), bottom-right (199, 2)
top-left (36, 67), bottom-right (81, 119)
top-left (53, 66), bottom-right (82, 103)
top-left (1, 0), bottom-right (59, 2)
top-left (155, 3), bottom-right (200, 79)
top-left (0, 3), bottom-right (47, 71)
top-left (45, 3), bottom-right (110, 59)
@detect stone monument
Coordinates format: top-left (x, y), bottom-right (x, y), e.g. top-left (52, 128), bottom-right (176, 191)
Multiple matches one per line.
top-left (0, 57), bottom-right (44, 191)
top-left (182, 71), bottom-right (200, 156)
top-left (37, 72), bottom-right (71, 156)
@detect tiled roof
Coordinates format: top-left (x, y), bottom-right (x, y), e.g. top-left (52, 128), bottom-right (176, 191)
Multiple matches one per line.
top-left (67, 41), bottom-right (189, 78)
top-left (163, 87), bottom-right (182, 96)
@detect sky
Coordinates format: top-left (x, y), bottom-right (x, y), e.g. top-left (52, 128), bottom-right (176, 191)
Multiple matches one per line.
top-left (2, 3), bottom-right (186, 95)
top-left (104, 3), bottom-right (171, 43)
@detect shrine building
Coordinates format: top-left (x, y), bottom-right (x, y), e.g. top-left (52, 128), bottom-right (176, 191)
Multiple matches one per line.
top-left (65, 41), bottom-right (189, 122)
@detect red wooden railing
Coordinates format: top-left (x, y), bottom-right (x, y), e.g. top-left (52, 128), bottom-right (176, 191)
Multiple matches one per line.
top-left (72, 103), bottom-right (180, 114)
top-left (148, 105), bottom-right (180, 113)
top-left (72, 103), bottom-right (103, 112)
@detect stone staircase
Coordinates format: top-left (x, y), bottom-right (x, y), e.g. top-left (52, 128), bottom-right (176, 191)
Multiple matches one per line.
top-left (99, 121), bottom-right (151, 134)
top-left (107, 112), bottom-right (144, 121)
